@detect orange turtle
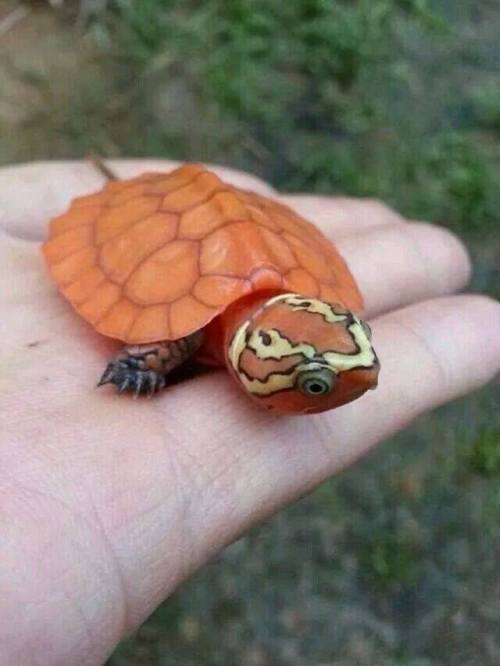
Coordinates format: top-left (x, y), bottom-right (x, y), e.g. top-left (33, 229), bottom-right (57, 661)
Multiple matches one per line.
top-left (42, 163), bottom-right (379, 414)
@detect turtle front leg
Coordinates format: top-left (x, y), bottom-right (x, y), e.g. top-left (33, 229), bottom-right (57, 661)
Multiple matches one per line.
top-left (98, 331), bottom-right (204, 396)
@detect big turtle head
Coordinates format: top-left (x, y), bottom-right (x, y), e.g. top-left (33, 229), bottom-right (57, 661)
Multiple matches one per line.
top-left (226, 293), bottom-right (379, 414)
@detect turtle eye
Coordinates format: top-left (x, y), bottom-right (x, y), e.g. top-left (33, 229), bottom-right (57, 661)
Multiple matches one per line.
top-left (297, 368), bottom-right (336, 397)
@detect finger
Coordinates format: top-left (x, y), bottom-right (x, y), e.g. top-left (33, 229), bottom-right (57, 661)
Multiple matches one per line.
top-left (278, 194), bottom-right (405, 236)
top-left (277, 195), bottom-right (471, 313)
top-left (336, 221), bottom-right (471, 317)
top-left (0, 160), bottom-right (275, 240)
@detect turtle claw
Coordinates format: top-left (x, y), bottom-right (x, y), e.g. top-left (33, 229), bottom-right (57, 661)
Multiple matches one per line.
top-left (97, 359), bottom-right (164, 397)
top-left (118, 377), bottom-right (131, 394)
top-left (146, 371), bottom-right (165, 397)
top-left (133, 374), bottom-right (144, 399)
top-left (97, 364), bottom-right (116, 387)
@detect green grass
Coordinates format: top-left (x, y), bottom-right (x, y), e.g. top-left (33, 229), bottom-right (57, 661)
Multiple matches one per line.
top-left (468, 427), bottom-right (500, 476)
top-left (363, 533), bottom-right (422, 588)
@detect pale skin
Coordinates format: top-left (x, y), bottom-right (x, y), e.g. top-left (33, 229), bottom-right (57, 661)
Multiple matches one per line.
top-left (1, 160), bottom-right (499, 666)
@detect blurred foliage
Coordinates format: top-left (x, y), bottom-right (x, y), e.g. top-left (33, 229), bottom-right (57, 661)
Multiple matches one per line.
top-left (363, 533), bottom-right (423, 588)
top-left (467, 427), bottom-right (500, 476)
top-left (81, 0), bottom-right (499, 230)
top-left (3, 0), bottom-right (498, 233)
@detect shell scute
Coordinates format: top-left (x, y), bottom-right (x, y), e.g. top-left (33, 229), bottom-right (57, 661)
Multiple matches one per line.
top-left (245, 204), bottom-right (280, 231)
top-left (283, 232), bottom-right (333, 282)
top-left (61, 266), bottom-right (106, 305)
top-left (144, 163), bottom-right (206, 195)
top-left (78, 281), bottom-right (121, 324)
top-left (109, 183), bottom-right (148, 206)
top-left (49, 246), bottom-right (97, 286)
top-left (97, 299), bottom-right (141, 339)
top-left (49, 206), bottom-right (102, 237)
top-left (178, 198), bottom-right (225, 239)
top-left (178, 190), bottom-right (248, 239)
top-left (284, 268), bottom-right (320, 296)
top-left (128, 304), bottom-right (170, 341)
top-left (43, 225), bottom-right (93, 263)
top-left (125, 239), bottom-right (199, 305)
top-left (194, 275), bottom-right (251, 307)
top-left (103, 180), bottom-right (131, 193)
top-left (200, 221), bottom-right (292, 278)
top-left (169, 294), bottom-right (216, 340)
top-left (95, 196), bottom-right (160, 244)
top-left (99, 212), bottom-right (178, 284)
top-left (257, 226), bottom-right (297, 270)
top-left (161, 171), bottom-right (222, 212)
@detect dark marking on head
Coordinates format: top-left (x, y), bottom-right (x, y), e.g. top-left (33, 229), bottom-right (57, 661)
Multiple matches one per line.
top-left (259, 331), bottom-right (272, 346)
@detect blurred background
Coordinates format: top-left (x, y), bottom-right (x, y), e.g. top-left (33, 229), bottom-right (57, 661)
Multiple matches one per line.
top-left (1, 1), bottom-right (499, 664)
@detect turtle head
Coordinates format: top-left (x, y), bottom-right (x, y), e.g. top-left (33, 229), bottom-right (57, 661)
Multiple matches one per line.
top-left (226, 293), bottom-right (379, 414)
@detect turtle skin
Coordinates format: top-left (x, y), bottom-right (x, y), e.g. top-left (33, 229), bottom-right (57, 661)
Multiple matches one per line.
top-left (42, 163), bottom-right (363, 345)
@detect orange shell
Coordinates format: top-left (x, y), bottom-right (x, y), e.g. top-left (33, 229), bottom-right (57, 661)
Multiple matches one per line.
top-left (43, 163), bottom-right (363, 343)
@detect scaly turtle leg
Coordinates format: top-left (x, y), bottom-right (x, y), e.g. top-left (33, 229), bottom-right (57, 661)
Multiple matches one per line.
top-left (98, 331), bottom-right (204, 396)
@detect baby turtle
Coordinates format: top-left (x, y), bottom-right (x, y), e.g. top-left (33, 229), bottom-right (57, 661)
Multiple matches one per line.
top-left (42, 163), bottom-right (379, 414)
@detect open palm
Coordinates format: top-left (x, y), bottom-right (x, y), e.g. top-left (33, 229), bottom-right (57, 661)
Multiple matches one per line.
top-left (1, 160), bottom-right (499, 666)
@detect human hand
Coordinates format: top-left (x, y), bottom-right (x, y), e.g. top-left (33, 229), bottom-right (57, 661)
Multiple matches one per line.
top-left (1, 160), bottom-right (499, 666)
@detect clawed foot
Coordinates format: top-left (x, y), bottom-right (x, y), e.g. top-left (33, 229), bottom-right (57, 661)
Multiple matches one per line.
top-left (97, 357), bottom-right (166, 397)
top-left (97, 335), bottom-right (204, 397)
